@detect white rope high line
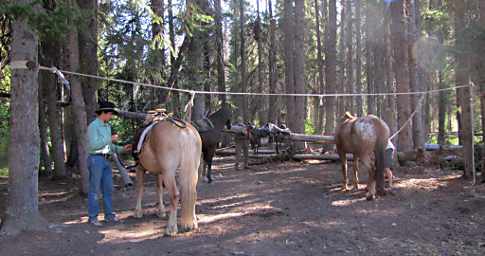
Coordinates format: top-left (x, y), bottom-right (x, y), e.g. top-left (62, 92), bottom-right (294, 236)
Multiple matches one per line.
top-left (36, 66), bottom-right (474, 98)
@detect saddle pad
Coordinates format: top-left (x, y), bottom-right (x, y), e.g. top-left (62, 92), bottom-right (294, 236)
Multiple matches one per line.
top-left (136, 122), bottom-right (157, 153)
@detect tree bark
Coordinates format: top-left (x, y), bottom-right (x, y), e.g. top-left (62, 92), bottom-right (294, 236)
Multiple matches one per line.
top-left (337, 0), bottom-right (346, 116)
top-left (454, 0), bottom-right (474, 179)
top-left (324, 0), bottom-right (337, 134)
top-left (390, 0), bottom-right (413, 152)
top-left (314, 0), bottom-right (325, 133)
top-left (355, 0), bottom-right (363, 116)
top-left (267, 0), bottom-right (278, 123)
top-left (38, 68), bottom-right (51, 175)
top-left (41, 41), bottom-right (66, 178)
top-left (365, 1), bottom-right (376, 115)
top-left (294, 0), bottom-right (306, 136)
top-left (408, 0), bottom-right (425, 148)
top-left (283, 0), bottom-right (295, 128)
top-left (479, 0), bottom-right (485, 182)
top-left (2, 4), bottom-right (46, 234)
top-left (77, 0), bottom-right (98, 123)
top-left (151, 0), bottom-right (166, 104)
top-left (64, 12), bottom-right (90, 194)
top-left (215, 0), bottom-right (226, 104)
top-left (345, 0), bottom-right (353, 113)
top-left (239, 0), bottom-right (248, 122)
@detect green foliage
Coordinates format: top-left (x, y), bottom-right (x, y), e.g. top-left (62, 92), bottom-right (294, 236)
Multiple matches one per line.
top-left (0, 167), bottom-right (7, 177)
top-left (305, 118), bottom-right (315, 135)
top-left (0, 1), bottom-right (82, 41)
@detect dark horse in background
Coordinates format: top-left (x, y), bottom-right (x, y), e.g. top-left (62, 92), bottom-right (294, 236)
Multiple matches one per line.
top-left (194, 104), bottom-right (232, 183)
top-left (335, 112), bottom-right (389, 200)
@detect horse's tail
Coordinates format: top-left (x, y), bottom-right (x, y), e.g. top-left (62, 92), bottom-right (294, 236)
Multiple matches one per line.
top-left (180, 132), bottom-right (201, 231)
top-left (374, 124), bottom-right (388, 196)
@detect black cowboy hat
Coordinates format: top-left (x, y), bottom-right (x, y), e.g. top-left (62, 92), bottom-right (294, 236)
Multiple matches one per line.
top-left (96, 101), bottom-right (118, 114)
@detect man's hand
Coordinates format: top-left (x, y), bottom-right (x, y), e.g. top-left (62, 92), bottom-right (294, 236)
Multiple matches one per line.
top-left (123, 144), bottom-right (133, 152)
top-left (112, 134), bottom-right (119, 143)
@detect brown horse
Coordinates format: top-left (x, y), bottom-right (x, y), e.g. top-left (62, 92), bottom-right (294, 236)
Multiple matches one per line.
top-left (335, 113), bottom-right (389, 200)
top-left (134, 115), bottom-right (202, 236)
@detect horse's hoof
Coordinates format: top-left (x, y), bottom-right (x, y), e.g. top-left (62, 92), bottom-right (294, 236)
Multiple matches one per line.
top-left (134, 210), bottom-right (144, 218)
top-left (180, 221), bottom-right (198, 233)
top-left (207, 177), bottom-right (213, 184)
top-left (366, 193), bottom-right (375, 201)
top-left (165, 224), bottom-right (178, 236)
top-left (376, 190), bottom-right (387, 197)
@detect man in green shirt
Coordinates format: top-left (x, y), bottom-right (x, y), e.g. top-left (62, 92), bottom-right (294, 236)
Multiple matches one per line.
top-left (87, 101), bottom-right (132, 226)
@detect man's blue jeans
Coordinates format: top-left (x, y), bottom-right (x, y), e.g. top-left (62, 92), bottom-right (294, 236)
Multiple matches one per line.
top-left (87, 155), bottom-right (115, 221)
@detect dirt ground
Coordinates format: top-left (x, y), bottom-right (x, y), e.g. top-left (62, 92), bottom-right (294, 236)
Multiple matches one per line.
top-left (1, 156), bottom-right (485, 256)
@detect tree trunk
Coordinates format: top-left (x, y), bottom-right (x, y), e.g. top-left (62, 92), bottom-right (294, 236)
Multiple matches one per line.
top-left (345, 0), bottom-right (353, 113)
top-left (64, 14), bottom-right (90, 194)
top-left (479, 0), bottom-right (485, 182)
top-left (408, 0), bottom-right (425, 148)
top-left (283, 0), bottom-right (295, 128)
top-left (294, 0), bottom-right (306, 136)
top-left (454, 0), bottom-right (474, 179)
top-left (151, 0), bottom-right (166, 104)
top-left (314, 0), bottom-right (325, 133)
top-left (355, 0), bottom-right (363, 117)
top-left (365, 1), bottom-right (376, 115)
top-left (390, 0), bottom-right (413, 152)
top-left (324, 0), bottom-right (337, 134)
top-left (239, 0), bottom-right (248, 122)
top-left (215, 0), bottom-right (226, 104)
top-left (77, 0), bottom-right (98, 123)
top-left (267, 0), bottom-right (278, 123)
top-left (38, 69), bottom-right (51, 175)
top-left (42, 41), bottom-right (66, 178)
top-left (337, 0), bottom-right (346, 116)
top-left (2, 5), bottom-right (46, 234)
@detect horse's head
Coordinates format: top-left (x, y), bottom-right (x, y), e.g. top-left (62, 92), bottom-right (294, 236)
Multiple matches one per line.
top-left (210, 103), bottom-right (233, 130)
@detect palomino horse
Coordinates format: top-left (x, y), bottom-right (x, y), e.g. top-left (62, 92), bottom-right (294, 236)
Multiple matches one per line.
top-left (134, 114), bottom-right (202, 236)
top-left (335, 113), bottom-right (389, 200)
top-left (195, 104), bottom-right (232, 183)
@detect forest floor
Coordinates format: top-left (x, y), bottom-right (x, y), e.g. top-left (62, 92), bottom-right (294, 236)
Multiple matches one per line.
top-left (1, 156), bottom-right (485, 256)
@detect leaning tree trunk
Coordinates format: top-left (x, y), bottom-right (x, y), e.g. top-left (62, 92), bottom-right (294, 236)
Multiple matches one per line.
top-left (2, 5), bottom-right (46, 234)
top-left (77, 0), bottom-right (98, 123)
top-left (64, 17), bottom-right (90, 195)
top-left (324, 0), bottom-right (337, 134)
top-left (390, 0), bottom-right (413, 152)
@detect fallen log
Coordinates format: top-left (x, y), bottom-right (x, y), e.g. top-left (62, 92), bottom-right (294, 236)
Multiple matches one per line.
top-left (277, 133), bottom-right (335, 144)
top-left (116, 111), bottom-right (148, 120)
top-left (292, 153), bottom-right (353, 161)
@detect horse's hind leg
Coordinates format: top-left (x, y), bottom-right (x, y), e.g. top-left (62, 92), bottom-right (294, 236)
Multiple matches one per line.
top-left (156, 174), bottom-right (166, 218)
top-left (134, 166), bottom-right (145, 218)
top-left (352, 157), bottom-right (360, 191)
top-left (339, 152), bottom-right (350, 191)
top-left (164, 172), bottom-right (179, 236)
